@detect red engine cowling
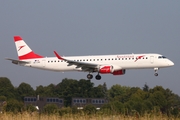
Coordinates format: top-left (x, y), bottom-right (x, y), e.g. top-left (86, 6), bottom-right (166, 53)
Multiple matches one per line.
top-left (99, 66), bottom-right (113, 74)
top-left (112, 69), bottom-right (126, 75)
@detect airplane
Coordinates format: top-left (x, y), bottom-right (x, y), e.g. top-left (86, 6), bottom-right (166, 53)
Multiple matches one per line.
top-left (6, 36), bottom-right (174, 80)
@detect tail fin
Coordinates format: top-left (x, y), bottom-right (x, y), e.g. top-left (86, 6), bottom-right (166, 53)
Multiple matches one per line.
top-left (14, 36), bottom-right (44, 60)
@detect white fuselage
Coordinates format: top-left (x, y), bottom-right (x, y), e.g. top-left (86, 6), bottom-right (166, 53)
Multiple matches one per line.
top-left (20, 53), bottom-right (174, 73)
top-left (8, 36), bottom-right (174, 80)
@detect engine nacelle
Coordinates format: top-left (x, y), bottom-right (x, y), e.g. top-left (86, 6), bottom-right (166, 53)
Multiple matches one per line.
top-left (112, 69), bottom-right (126, 75)
top-left (99, 66), bottom-right (113, 74)
top-left (99, 65), bottom-right (124, 74)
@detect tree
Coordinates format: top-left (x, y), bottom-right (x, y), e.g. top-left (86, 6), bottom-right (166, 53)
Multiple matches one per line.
top-left (149, 91), bottom-right (167, 113)
top-left (16, 82), bottom-right (35, 101)
top-left (102, 82), bottom-right (108, 99)
top-left (0, 77), bottom-right (16, 100)
top-left (54, 78), bottom-right (95, 106)
top-left (143, 83), bottom-right (149, 92)
top-left (37, 84), bottom-right (56, 97)
top-left (109, 84), bottom-right (130, 102)
top-left (36, 85), bottom-right (45, 96)
top-left (77, 79), bottom-right (94, 97)
top-left (90, 85), bottom-right (105, 98)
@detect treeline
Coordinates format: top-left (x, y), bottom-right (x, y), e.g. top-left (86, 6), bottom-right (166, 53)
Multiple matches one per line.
top-left (0, 77), bottom-right (180, 116)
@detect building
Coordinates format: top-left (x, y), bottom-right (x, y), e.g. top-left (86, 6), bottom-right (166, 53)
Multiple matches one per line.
top-left (24, 97), bottom-right (108, 110)
top-left (24, 97), bottom-right (64, 111)
top-left (72, 98), bottom-right (108, 109)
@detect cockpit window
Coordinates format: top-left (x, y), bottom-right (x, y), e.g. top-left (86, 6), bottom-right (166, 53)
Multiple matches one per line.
top-left (158, 56), bottom-right (167, 59)
top-left (158, 56), bottom-right (162, 59)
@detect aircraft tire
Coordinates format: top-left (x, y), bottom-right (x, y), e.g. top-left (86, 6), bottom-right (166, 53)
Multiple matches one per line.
top-left (87, 74), bottom-right (93, 79)
top-left (154, 73), bottom-right (158, 76)
top-left (95, 74), bottom-right (101, 80)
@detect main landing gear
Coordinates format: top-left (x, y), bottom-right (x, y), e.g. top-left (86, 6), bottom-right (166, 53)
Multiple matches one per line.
top-left (95, 74), bottom-right (101, 80)
top-left (154, 68), bottom-right (159, 76)
top-left (87, 74), bottom-right (93, 79)
top-left (87, 73), bottom-right (102, 80)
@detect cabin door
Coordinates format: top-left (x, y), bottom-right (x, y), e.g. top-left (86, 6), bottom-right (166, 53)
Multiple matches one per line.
top-left (150, 56), bottom-right (154, 64)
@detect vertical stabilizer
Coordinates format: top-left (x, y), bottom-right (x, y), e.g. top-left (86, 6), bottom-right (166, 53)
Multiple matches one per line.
top-left (14, 36), bottom-right (43, 60)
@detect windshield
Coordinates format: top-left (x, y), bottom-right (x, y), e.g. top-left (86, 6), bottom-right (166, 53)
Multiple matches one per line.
top-left (158, 56), bottom-right (167, 59)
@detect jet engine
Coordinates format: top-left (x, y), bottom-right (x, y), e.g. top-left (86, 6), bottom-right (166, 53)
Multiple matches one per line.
top-left (98, 65), bottom-right (126, 75)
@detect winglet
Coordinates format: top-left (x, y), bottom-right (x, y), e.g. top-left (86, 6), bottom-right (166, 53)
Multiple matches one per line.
top-left (54, 51), bottom-right (64, 60)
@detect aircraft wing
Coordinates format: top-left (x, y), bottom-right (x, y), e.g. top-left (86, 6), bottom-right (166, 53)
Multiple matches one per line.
top-left (6, 58), bottom-right (30, 65)
top-left (54, 51), bottom-right (99, 72)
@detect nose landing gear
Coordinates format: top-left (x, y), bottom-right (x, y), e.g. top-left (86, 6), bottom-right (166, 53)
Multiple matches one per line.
top-left (154, 68), bottom-right (159, 76)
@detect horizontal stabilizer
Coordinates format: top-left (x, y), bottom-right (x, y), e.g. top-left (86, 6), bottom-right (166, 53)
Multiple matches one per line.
top-left (6, 58), bottom-right (30, 65)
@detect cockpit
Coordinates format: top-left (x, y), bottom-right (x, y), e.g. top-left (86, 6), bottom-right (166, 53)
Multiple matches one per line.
top-left (158, 56), bottom-right (167, 59)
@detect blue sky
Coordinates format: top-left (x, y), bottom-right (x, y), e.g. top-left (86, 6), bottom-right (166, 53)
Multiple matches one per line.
top-left (1, 1), bottom-right (180, 95)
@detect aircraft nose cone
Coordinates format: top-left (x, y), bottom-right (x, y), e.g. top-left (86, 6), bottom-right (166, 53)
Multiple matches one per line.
top-left (168, 61), bottom-right (174, 66)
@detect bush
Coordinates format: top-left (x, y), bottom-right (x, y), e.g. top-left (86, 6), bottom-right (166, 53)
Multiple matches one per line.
top-left (43, 104), bottom-right (59, 114)
top-left (58, 107), bottom-right (72, 116)
top-left (25, 104), bottom-right (37, 112)
top-left (83, 104), bottom-right (96, 115)
top-left (4, 99), bottom-right (24, 113)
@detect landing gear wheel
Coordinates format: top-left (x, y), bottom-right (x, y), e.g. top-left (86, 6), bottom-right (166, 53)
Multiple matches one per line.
top-left (87, 74), bottom-right (93, 79)
top-left (95, 74), bottom-right (101, 80)
top-left (154, 73), bottom-right (158, 76)
top-left (154, 68), bottom-right (159, 77)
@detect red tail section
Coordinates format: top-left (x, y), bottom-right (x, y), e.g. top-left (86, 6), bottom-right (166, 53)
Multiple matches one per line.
top-left (14, 36), bottom-right (44, 60)
top-left (19, 51), bottom-right (44, 60)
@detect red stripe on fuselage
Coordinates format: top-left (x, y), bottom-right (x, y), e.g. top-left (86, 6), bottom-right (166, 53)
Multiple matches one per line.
top-left (14, 36), bottom-right (23, 42)
top-left (19, 51), bottom-right (43, 60)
